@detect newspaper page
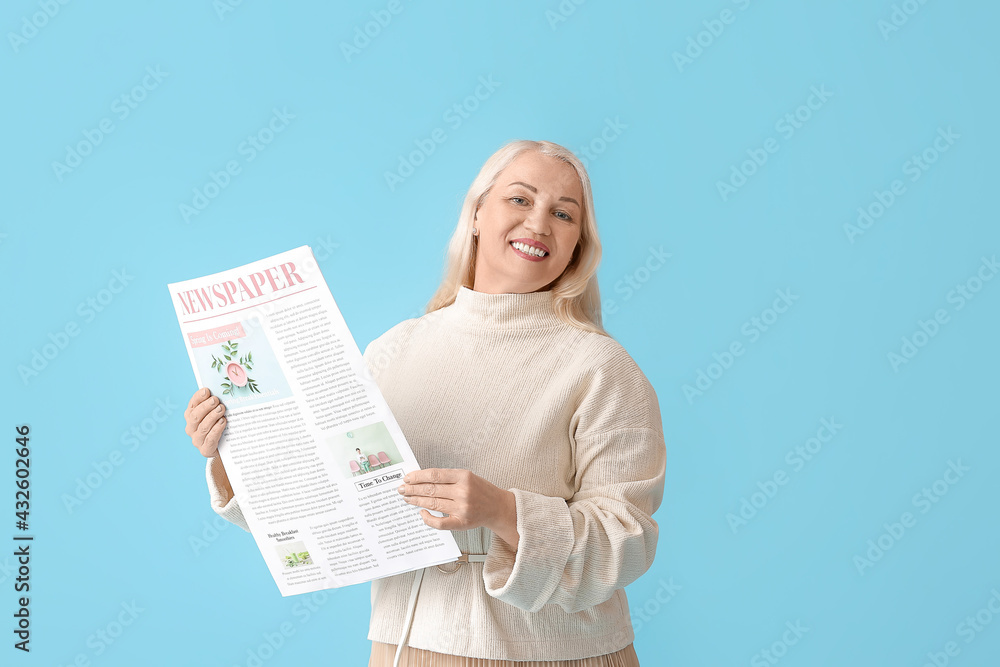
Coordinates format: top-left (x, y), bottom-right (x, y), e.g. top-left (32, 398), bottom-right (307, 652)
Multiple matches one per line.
top-left (167, 245), bottom-right (461, 596)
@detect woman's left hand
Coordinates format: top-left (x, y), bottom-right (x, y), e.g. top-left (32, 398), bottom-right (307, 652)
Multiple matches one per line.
top-left (398, 468), bottom-right (519, 548)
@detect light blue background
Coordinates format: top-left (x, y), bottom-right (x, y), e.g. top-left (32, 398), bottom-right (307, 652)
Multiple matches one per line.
top-left (2, 2), bottom-right (998, 666)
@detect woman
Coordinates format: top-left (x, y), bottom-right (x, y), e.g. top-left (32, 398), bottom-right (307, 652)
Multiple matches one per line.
top-left (357, 447), bottom-right (372, 473)
top-left (184, 140), bottom-right (667, 666)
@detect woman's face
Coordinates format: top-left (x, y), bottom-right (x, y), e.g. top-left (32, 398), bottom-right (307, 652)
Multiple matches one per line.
top-left (472, 151), bottom-right (584, 294)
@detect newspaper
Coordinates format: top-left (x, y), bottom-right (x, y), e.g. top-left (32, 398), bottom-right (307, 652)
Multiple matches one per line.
top-left (167, 245), bottom-right (461, 595)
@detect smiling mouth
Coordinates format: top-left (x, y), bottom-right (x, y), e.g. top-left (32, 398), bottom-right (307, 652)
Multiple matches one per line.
top-left (509, 241), bottom-right (549, 259)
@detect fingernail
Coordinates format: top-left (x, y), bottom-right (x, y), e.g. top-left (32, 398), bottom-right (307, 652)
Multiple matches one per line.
top-left (216, 405), bottom-right (223, 412)
top-left (397, 485), bottom-right (404, 493)
top-left (200, 388), bottom-right (207, 396)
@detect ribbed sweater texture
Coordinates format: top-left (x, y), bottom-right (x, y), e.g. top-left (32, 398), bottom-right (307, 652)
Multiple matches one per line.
top-left (205, 286), bottom-right (667, 661)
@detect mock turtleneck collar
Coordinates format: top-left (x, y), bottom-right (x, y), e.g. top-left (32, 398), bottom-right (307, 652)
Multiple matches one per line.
top-left (447, 285), bottom-right (563, 329)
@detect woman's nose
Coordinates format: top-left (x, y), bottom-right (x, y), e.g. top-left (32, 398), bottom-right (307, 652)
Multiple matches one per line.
top-left (523, 210), bottom-right (550, 234)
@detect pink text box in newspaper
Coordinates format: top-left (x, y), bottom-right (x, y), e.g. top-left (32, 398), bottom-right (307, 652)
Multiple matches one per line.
top-left (187, 323), bottom-right (247, 348)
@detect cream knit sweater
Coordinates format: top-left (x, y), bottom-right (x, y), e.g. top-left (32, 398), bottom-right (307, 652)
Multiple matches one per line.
top-left (205, 286), bottom-right (666, 661)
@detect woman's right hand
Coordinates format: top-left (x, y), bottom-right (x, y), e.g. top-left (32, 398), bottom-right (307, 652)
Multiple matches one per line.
top-left (184, 387), bottom-right (228, 458)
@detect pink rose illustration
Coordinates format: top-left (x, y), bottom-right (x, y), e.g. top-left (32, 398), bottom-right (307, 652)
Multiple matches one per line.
top-left (226, 362), bottom-right (248, 387)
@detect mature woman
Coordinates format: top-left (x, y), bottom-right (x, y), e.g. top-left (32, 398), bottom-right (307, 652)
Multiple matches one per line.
top-left (184, 140), bottom-right (666, 666)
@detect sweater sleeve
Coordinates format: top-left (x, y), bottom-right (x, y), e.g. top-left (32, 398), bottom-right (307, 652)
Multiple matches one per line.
top-left (482, 347), bottom-right (667, 614)
top-left (205, 455), bottom-right (251, 533)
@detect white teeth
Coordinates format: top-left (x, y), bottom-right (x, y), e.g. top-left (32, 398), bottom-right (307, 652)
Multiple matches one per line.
top-left (511, 241), bottom-right (547, 257)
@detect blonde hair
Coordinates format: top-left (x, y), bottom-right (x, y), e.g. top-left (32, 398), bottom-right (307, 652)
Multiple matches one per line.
top-left (425, 140), bottom-right (608, 336)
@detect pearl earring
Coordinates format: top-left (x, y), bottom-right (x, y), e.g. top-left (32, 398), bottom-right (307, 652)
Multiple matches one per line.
top-left (472, 227), bottom-right (478, 236)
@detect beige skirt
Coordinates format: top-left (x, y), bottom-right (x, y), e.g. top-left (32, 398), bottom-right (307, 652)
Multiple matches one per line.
top-left (368, 641), bottom-right (641, 667)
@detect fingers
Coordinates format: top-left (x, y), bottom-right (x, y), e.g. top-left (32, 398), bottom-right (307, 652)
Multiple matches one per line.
top-left (196, 411), bottom-right (227, 457)
top-left (403, 494), bottom-right (450, 515)
top-left (184, 388), bottom-right (211, 433)
top-left (399, 468), bottom-right (471, 500)
top-left (399, 482), bottom-right (452, 500)
top-left (419, 509), bottom-right (462, 532)
top-left (183, 386), bottom-right (228, 457)
top-left (424, 468), bottom-right (444, 483)
top-left (193, 399), bottom-right (226, 445)
top-left (187, 387), bottom-right (210, 410)
top-left (403, 468), bottom-right (457, 484)
top-left (185, 393), bottom-right (223, 436)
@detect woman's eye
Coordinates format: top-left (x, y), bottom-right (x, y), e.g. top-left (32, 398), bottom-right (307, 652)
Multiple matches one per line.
top-left (508, 196), bottom-right (572, 221)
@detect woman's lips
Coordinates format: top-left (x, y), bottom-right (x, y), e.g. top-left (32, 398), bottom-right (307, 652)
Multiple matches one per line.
top-left (510, 242), bottom-right (548, 262)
